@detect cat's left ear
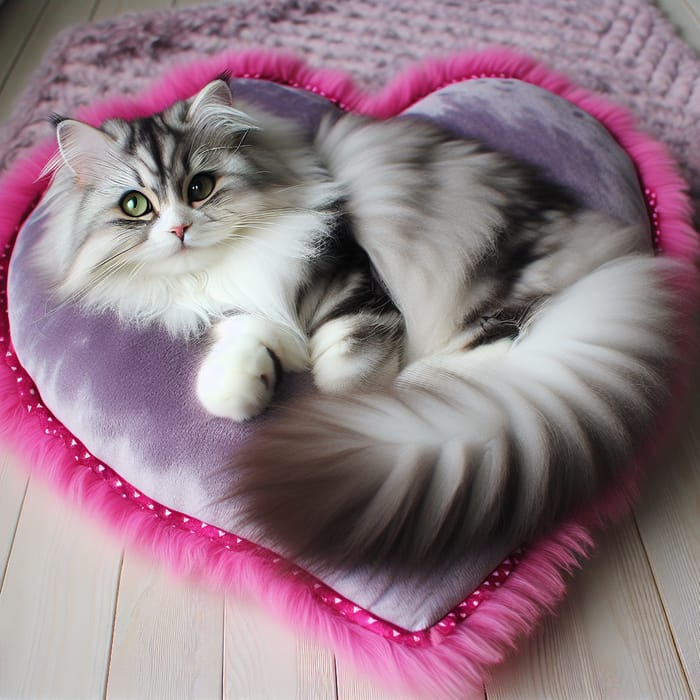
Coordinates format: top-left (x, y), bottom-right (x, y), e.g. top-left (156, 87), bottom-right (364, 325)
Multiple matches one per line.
top-left (55, 119), bottom-right (121, 185)
top-left (186, 79), bottom-right (234, 120)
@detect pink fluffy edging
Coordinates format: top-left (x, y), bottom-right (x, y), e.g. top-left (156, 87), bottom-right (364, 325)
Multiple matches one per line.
top-left (0, 47), bottom-right (698, 698)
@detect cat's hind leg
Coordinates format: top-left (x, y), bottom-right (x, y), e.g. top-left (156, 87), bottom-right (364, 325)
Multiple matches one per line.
top-left (310, 314), bottom-right (403, 394)
top-left (303, 265), bottom-right (405, 394)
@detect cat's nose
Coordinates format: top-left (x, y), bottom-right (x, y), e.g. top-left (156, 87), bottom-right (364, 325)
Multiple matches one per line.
top-left (169, 223), bottom-right (191, 241)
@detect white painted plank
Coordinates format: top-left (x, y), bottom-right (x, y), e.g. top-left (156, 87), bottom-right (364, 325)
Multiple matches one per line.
top-left (0, 0), bottom-right (98, 123)
top-left (686, 0), bottom-right (700, 22)
top-left (0, 477), bottom-right (122, 699)
top-left (635, 372), bottom-right (700, 695)
top-left (106, 551), bottom-right (224, 700)
top-left (172, 0), bottom-right (210, 7)
top-left (92, 0), bottom-right (174, 21)
top-left (656, 0), bottom-right (700, 52)
top-left (487, 607), bottom-right (602, 700)
top-left (224, 594), bottom-right (336, 699)
top-left (336, 662), bottom-right (484, 700)
top-left (0, 452), bottom-right (29, 589)
top-left (488, 517), bottom-right (691, 699)
top-left (0, 0), bottom-right (48, 90)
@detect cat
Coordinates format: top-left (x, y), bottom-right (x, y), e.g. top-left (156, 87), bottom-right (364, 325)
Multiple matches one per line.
top-left (37, 78), bottom-right (679, 570)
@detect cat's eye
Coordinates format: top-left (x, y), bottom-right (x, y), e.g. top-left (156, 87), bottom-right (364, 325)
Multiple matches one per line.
top-left (120, 191), bottom-right (152, 218)
top-left (187, 173), bottom-right (215, 204)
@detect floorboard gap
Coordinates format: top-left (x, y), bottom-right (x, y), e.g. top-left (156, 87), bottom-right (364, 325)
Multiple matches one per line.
top-left (102, 551), bottom-right (125, 700)
top-left (631, 514), bottom-right (694, 697)
top-left (0, 474), bottom-right (31, 595)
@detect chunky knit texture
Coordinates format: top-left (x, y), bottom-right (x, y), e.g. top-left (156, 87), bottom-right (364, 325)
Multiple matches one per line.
top-left (1, 0), bottom-right (700, 213)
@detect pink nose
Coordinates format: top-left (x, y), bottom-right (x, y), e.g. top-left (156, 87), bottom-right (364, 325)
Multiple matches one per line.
top-left (170, 224), bottom-right (191, 240)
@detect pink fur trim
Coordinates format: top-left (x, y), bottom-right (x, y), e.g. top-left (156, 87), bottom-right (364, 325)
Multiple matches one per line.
top-left (0, 48), bottom-right (697, 698)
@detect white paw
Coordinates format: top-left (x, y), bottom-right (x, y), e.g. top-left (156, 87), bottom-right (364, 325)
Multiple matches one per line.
top-left (196, 336), bottom-right (277, 421)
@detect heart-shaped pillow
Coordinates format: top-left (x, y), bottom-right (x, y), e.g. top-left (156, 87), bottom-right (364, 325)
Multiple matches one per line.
top-left (2, 49), bottom-right (697, 697)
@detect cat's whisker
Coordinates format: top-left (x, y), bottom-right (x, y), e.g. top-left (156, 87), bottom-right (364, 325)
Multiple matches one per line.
top-left (35, 292), bottom-right (87, 326)
top-left (92, 245), bottom-right (140, 273)
top-left (127, 261), bottom-right (147, 283)
top-left (232, 130), bottom-right (251, 156)
top-left (83, 246), bottom-right (144, 292)
top-left (190, 129), bottom-right (253, 170)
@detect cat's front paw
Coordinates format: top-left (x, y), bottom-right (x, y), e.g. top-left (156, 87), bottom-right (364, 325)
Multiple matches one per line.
top-left (196, 337), bottom-right (277, 421)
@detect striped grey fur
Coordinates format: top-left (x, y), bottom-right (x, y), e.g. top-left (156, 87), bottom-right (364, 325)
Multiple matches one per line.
top-left (37, 80), bottom-right (681, 570)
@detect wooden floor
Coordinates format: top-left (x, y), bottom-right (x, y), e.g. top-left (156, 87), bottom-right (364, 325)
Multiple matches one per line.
top-left (1, 1), bottom-right (699, 698)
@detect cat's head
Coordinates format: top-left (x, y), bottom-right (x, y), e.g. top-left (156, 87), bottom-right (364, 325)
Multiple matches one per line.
top-left (41, 79), bottom-right (323, 292)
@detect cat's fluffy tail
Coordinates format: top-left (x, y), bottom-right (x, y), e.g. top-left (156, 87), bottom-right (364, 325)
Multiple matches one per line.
top-left (233, 255), bottom-right (683, 570)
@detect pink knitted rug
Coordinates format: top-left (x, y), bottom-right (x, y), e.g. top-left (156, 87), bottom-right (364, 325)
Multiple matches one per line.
top-left (2, 0), bottom-right (700, 211)
top-left (1, 2), bottom-right (699, 697)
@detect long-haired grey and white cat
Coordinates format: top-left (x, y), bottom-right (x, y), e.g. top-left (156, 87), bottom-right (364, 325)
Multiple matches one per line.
top-left (38, 79), bottom-right (678, 569)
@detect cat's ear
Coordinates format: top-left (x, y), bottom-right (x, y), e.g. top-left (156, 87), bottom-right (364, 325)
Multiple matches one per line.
top-left (186, 79), bottom-right (234, 120)
top-left (55, 119), bottom-right (120, 185)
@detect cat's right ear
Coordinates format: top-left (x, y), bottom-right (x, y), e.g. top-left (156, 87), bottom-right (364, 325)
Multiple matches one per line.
top-left (186, 79), bottom-right (234, 121)
top-left (54, 119), bottom-right (120, 185)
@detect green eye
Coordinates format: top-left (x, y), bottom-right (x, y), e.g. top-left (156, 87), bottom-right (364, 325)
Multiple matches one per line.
top-left (188, 173), bottom-right (215, 203)
top-left (120, 191), bottom-right (152, 218)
